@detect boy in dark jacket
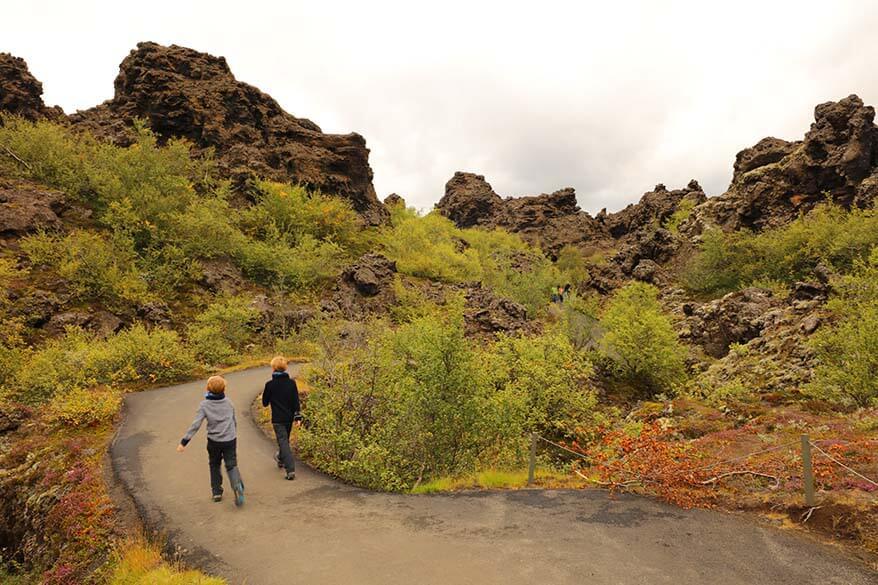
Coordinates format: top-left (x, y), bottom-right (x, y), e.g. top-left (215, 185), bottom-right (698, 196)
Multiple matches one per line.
top-left (262, 356), bottom-right (302, 480)
top-left (177, 375), bottom-right (245, 506)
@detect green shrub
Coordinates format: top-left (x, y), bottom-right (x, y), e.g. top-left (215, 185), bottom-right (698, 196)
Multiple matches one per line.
top-left (555, 245), bottom-right (590, 284)
top-left (490, 260), bottom-right (565, 316)
top-left (0, 115), bottom-right (92, 196)
top-left (484, 329), bottom-right (597, 440)
top-left (47, 385), bottom-right (122, 427)
top-left (22, 230), bottom-right (150, 308)
top-left (300, 308), bottom-right (519, 491)
top-left (684, 204), bottom-right (878, 295)
top-left (598, 282), bottom-right (688, 394)
top-left (89, 124), bottom-right (204, 235)
top-left (8, 325), bottom-right (195, 404)
top-left (236, 234), bottom-right (348, 289)
top-left (805, 249), bottom-right (878, 407)
top-left (300, 303), bottom-right (598, 491)
top-left (241, 181), bottom-right (369, 251)
top-left (380, 210), bottom-right (482, 282)
top-left (0, 259), bottom-right (25, 382)
top-left (663, 198), bottom-right (696, 234)
top-left (169, 197), bottom-right (245, 260)
top-left (188, 296), bottom-right (259, 364)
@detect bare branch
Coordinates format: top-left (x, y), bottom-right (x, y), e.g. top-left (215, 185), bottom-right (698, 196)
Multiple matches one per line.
top-left (1, 145), bottom-right (32, 171)
top-left (700, 470), bottom-right (780, 489)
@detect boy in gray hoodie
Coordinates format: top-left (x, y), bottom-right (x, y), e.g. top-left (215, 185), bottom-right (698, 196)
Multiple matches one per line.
top-left (177, 375), bottom-right (245, 506)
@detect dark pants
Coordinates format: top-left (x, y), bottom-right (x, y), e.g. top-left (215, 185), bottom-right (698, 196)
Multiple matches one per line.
top-left (273, 422), bottom-right (295, 473)
top-left (207, 438), bottom-right (243, 496)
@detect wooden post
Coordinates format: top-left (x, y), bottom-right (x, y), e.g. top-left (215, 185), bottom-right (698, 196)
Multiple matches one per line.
top-left (801, 434), bottom-right (816, 507)
top-left (527, 433), bottom-right (538, 486)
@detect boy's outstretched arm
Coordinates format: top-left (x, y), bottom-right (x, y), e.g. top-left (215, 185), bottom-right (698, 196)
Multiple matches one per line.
top-left (178, 405), bottom-right (206, 450)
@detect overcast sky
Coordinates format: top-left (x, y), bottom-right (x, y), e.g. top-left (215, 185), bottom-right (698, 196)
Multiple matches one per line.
top-left (5, 1), bottom-right (878, 213)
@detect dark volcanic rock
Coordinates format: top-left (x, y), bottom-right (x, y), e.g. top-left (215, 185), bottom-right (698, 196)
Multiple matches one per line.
top-left (436, 172), bottom-right (503, 228)
top-left (695, 95), bottom-right (878, 231)
top-left (137, 301), bottom-right (173, 327)
top-left (613, 227), bottom-right (677, 276)
top-left (600, 181), bottom-right (707, 238)
top-left (436, 172), bottom-right (610, 257)
top-left (679, 288), bottom-right (783, 358)
top-left (733, 137), bottom-right (799, 178)
top-left (632, 259), bottom-right (660, 283)
top-left (0, 180), bottom-right (65, 234)
top-left (383, 193), bottom-right (405, 208)
top-left (0, 53), bottom-right (63, 121)
top-left (43, 309), bottom-right (123, 337)
top-left (70, 42), bottom-right (386, 224)
top-left (462, 284), bottom-right (531, 336)
top-left (199, 258), bottom-right (244, 295)
top-left (343, 253), bottom-right (397, 297)
top-left (13, 289), bottom-right (62, 328)
top-left (324, 253), bottom-right (398, 320)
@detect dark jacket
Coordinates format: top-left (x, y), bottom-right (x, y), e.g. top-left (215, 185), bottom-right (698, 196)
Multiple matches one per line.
top-left (262, 371), bottom-right (302, 424)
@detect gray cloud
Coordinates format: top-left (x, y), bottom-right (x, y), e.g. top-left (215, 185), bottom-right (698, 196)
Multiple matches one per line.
top-left (4, 0), bottom-right (878, 213)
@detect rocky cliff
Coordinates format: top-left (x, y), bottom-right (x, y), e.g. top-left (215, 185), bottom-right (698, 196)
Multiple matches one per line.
top-left (0, 43), bottom-right (386, 224)
top-left (690, 94), bottom-right (878, 232)
top-left (438, 95), bottom-right (878, 287)
top-left (436, 172), bottom-right (612, 257)
top-left (0, 53), bottom-right (62, 121)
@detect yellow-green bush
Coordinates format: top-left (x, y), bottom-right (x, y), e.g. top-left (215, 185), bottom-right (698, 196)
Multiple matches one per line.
top-left (0, 115), bottom-right (92, 196)
top-left (663, 197), bottom-right (696, 234)
top-left (22, 230), bottom-right (150, 308)
top-left (188, 296), bottom-right (259, 364)
top-left (380, 209), bottom-right (482, 282)
top-left (484, 329), bottom-right (597, 440)
top-left (235, 234), bottom-right (349, 289)
top-left (555, 245), bottom-right (590, 284)
top-left (599, 282), bottom-right (688, 395)
top-left (0, 259), bottom-right (25, 388)
top-left (300, 304), bottom-right (597, 491)
top-left (241, 181), bottom-right (369, 252)
top-left (805, 249), bottom-right (878, 407)
top-left (110, 540), bottom-right (226, 585)
top-left (6, 325), bottom-right (195, 405)
top-left (381, 208), bottom-right (567, 314)
top-left (47, 385), bottom-right (122, 427)
top-left (685, 203), bottom-right (878, 295)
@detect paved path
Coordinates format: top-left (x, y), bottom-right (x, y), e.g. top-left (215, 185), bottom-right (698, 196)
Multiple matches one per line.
top-left (111, 367), bottom-right (876, 585)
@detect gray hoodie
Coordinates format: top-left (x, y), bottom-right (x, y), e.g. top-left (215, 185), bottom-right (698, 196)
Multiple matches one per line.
top-left (180, 394), bottom-right (237, 446)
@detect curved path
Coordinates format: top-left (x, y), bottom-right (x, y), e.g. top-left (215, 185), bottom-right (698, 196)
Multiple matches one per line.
top-left (111, 367), bottom-right (875, 585)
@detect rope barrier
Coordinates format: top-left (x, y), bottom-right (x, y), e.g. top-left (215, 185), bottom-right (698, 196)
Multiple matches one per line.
top-left (533, 434), bottom-right (878, 493)
top-left (535, 434), bottom-right (799, 475)
top-left (681, 440), bottom-right (800, 475)
top-left (536, 436), bottom-right (590, 460)
top-left (809, 441), bottom-right (878, 488)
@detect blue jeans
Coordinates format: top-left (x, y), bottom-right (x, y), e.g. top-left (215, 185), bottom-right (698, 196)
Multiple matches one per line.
top-left (273, 423), bottom-right (295, 473)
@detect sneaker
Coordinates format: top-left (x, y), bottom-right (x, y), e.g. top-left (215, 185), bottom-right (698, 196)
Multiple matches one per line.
top-left (275, 454), bottom-right (284, 469)
top-left (212, 494), bottom-right (223, 502)
top-left (285, 471), bottom-right (296, 481)
top-left (233, 481), bottom-right (245, 507)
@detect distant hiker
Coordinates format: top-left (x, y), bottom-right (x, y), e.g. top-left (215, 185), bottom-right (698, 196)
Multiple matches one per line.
top-left (556, 285), bottom-right (565, 303)
top-left (262, 356), bottom-right (303, 481)
top-left (563, 283), bottom-right (572, 301)
top-left (177, 375), bottom-right (245, 506)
